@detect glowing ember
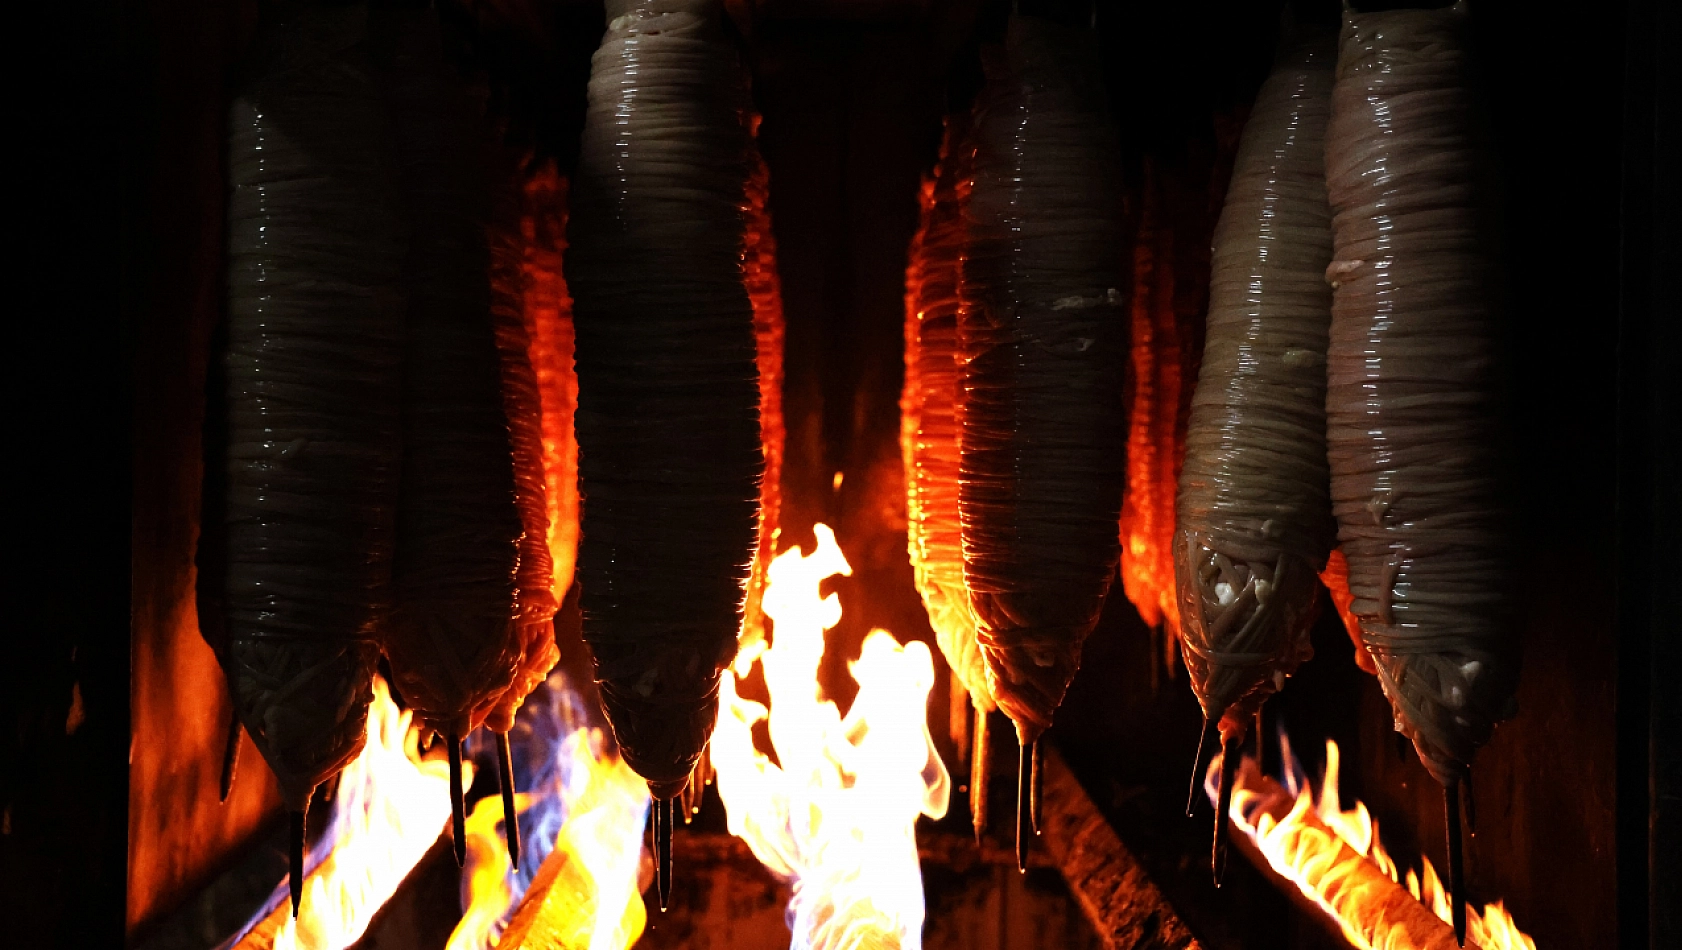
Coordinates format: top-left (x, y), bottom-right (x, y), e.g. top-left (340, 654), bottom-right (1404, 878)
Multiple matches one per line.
top-left (226, 676), bottom-right (463, 950)
top-left (712, 524), bottom-right (951, 950)
top-left (448, 670), bottom-right (651, 950)
top-left (1209, 732), bottom-right (1537, 950)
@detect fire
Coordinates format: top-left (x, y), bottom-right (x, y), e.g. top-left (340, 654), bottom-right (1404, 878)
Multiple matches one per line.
top-left (711, 524), bottom-right (952, 950)
top-left (229, 676), bottom-right (465, 950)
top-left (448, 670), bottom-right (651, 950)
top-left (1210, 733), bottom-right (1536, 950)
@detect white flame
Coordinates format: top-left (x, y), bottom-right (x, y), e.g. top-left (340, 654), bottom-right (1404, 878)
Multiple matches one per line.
top-left (712, 524), bottom-right (951, 950)
top-left (265, 676), bottom-right (463, 950)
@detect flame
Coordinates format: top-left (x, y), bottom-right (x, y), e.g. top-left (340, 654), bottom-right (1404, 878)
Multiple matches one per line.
top-left (712, 524), bottom-right (951, 950)
top-left (448, 670), bottom-right (651, 950)
top-left (224, 676), bottom-right (464, 950)
top-left (1209, 733), bottom-right (1536, 950)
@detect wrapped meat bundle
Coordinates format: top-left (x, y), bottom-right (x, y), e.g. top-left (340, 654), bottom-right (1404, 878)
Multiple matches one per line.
top-left (1325, 3), bottom-right (1517, 936)
top-left (371, 8), bottom-right (526, 863)
top-left (960, 13), bottom-right (1126, 863)
top-left (902, 113), bottom-right (998, 832)
top-left (219, 3), bottom-right (402, 913)
top-left (1173, 31), bottom-right (1337, 873)
top-left (567, 0), bottom-right (770, 897)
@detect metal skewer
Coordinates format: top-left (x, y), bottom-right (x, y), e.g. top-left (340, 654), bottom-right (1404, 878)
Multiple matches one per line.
top-left (289, 807), bottom-right (306, 919)
top-left (496, 732), bottom-right (521, 871)
top-left (971, 706), bottom-right (991, 841)
top-left (448, 732), bottom-right (466, 867)
top-left (1015, 737), bottom-right (1036, 873)
top-left (1446, 780), bottom-right (1466, 946)
top-left (1185, 717), bottom-right (1210, 818)
top-left (655, 796), bottom-right (674, 912)
top-left (1212, 729), bottom-right (1238, 887)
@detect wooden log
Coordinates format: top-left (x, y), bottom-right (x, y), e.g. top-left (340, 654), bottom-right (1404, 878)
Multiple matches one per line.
top-left (1038, 748), bottom-right (1200, 950)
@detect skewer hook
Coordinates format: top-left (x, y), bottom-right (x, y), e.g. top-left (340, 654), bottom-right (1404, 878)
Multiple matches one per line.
top-left (448, 732), bottom-right (466, 867)
top-left (496, 732), bottom-right (521, 871)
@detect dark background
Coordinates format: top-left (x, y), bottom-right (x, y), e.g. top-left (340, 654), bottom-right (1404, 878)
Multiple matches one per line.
top-left (3, 0), bottom-right (1672, 948)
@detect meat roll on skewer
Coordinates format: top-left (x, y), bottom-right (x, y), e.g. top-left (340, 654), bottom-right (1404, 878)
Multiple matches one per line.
top-left (1324, 4), bottom-right (1518, 939)
top-left (371, 7), bottom-right (531, 867)
top-left (903, 113), bottom-right (998, 834)
top-left (1172, 31), bottom-right (1337, 881)
top-left (219, 4), bottom-right (403, 914)
top-left (567, 0), bottom-right (772, 903)
top-left (960, 13), bottom-right (1127, 867)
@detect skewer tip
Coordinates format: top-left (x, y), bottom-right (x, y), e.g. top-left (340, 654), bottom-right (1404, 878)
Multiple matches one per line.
top-left (970, 706), bottom-right (991, 843)
top-left (496, 732), bottom-right (521, 871)
top-left (448, 733), bottom-right (466, 868)
top-left (288, 808), bottom-right (305, 919)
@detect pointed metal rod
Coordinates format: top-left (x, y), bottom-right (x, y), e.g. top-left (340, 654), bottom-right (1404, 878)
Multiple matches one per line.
top-left (1212, 729), bottom-right (1238, 887)
top-left (496, 732), bottom-right (521, 871)
top-left (219, 707), bottom-right (243, 803)
top-left (1446, 780), bottom-right (1466, 946)
top-left (655, 797), bottom-right (674, 912)
top-left (289, 807), bottom-right (306, 919)
top-left (1015, 737), bottom-right (1036, 873)
top-left (1253, 706), bottom-right (1266, 775)
top-left (448, 732), bottom-right (466, 867)
top-left (970, 706), bottom-right (991, 842)
top-left (1185, 717), bottom-right (1210, 818)
top-left (1030, 737), bottom-right (1044, 837)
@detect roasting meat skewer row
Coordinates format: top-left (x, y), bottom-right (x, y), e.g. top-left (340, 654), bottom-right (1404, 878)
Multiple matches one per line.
top-left (1325, 5), bottom-right (1518, 941)
top-left (568, 0), bottom-right (769, 905)
top-left (372, 8), bottom-right (528, 869)
top-left (1173, 31), bottom-right (1337, 883)
top-left (902, 112), bottom-right (999, 837)
top-left (218, 4), bottom-right (402, 915)
top-left (961, 13), bottom-right (1127, 870)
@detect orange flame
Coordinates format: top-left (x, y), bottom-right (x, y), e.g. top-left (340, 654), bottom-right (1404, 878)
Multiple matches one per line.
top-left (448, 672), bottom-right (651, 950)
top-left (252, 676), bottom-right (464, 950)
top-left (712, 524), bottom-right (951, 950)
top-left (1210, 734), bottom-right (1536, 950)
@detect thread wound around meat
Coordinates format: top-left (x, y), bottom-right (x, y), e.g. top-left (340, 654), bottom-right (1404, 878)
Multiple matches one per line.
top-left (904, 113), bottom-right (993, 712)
top-left (960, 15), bottom-right (1127, 744)
top-left (1325, 3), bottom-right (1517, 785)
top-left (1174, 33), bottom-right (1337, 728)
top-left (568, 0), bottom-right (765, 794)
top-left (222, 5), bottom-right (399, 808)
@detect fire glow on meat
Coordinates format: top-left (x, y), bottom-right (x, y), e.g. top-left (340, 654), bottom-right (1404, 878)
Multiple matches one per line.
top-left (712, 524), bottom-right (952, 950)
top-left (1207, 733), bottom-right (1536, 950)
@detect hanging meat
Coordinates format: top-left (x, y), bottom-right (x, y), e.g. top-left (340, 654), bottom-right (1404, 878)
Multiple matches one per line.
top-left (902, 112), bottom-right (997, 834)
top-left (566, 0), bottom-right (772, 904)
top-left (1172, 30), bottom-right (1337, 881)
top-left (370, 7), bottom-right (528, 867)
top-left (960, 12), bottom-right (1127, 866)
top-left (218, 3), bottom-right (401, 915)
top-left (1324, 4), bottom-right (1518, 939)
